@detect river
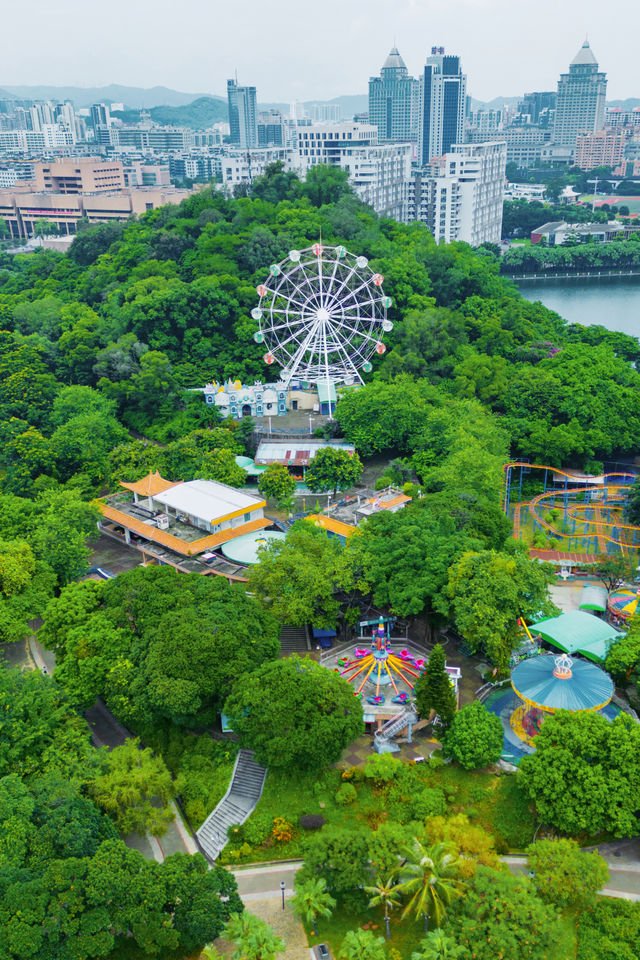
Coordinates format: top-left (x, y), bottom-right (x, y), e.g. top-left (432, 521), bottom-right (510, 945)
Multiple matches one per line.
top-left (516, 275), bottom-right (640, 338)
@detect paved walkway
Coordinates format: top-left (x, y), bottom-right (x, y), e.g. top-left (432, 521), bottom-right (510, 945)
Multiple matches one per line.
top-left (212, 863), bottom-right (311, 960)
top-left (503, 855), bottom-right (640, 901)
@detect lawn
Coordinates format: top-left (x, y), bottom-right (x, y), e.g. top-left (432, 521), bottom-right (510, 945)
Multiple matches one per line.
top-left (304, 903), bottom-right (425, 959)
top-left (219, 757), bottom-right (537, 865)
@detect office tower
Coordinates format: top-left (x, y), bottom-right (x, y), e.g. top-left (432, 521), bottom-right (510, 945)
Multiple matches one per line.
top-left (418, 47), bottom-right (467, 164)
top-left (90, 103), bottom-right (111, 132)
top-left (368, 46), bottom-right (419, 141)
top-left (518, 91), bottom-right (556, 127)
top-left (553, 40), bottom-right (607, 147)
top-left (227, 79), bottom-right (258, 149)
top-left (257, 110), bottom-right (285, 147)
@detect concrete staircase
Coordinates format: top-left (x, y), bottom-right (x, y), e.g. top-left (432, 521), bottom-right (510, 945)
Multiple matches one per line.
top-left (196, 749), bottom-right (267, 862)
top-left (374, 709), bottom-right (418, 754)
top-left (279, 624), bottom-right (310, 654)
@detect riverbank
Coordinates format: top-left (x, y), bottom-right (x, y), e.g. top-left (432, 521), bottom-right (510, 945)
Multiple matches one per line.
top-left (508, 268), bottom-right (640, 281)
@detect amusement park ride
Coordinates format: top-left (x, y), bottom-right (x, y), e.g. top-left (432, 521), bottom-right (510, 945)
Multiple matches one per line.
top-left (252, 243), bottom-right (393, 410)
top-left (503, 462), bottom-right (640, 557)
top-left (338, 619), bottom-right (423, 705)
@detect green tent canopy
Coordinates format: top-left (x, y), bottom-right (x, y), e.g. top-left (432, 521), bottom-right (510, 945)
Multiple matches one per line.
top-left (578, 585), bottom-right (608, 613)
top-left (529, 610), bottom-right (623, 663)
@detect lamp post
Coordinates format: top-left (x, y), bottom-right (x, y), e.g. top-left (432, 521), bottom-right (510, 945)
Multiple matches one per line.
top-left (423, 912), bottom-right (429, 935)
top-left (309, 416), bottom-right (314, 435)
top-left (280, 880), bottom-right (286, 910)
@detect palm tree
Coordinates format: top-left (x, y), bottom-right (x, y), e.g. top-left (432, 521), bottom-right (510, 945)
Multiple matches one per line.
top-left (223, 911), bottom-right (285, 960)
top-left (339, 928), bottom-right (387, 960)
top-left (411, 929), bottom-right (467, 960)
top-left (395, 840), bottom-right (465, 935)
top-left (291, 876), bottom-right (336, 936)
top-left (365, 874), bottom-right (402, 940)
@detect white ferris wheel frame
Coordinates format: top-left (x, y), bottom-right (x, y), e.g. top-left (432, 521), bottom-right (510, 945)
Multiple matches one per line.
top-left (251, 243), bottom-right (393, 393)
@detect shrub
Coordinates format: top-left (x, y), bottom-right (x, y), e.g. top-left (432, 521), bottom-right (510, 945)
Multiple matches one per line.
top-left (364, 752), bottom-right (402, 785)
top-left (243, 813), bottom-right (273, 846)
top-left (413, 787), bottom-right (447, 820)
top-left (271, 817), bottom-right (294, 844)
top-left (335, 783), bottom-right (357, 806)
top-left (466, 806), bottom-right (479, 820)
top-left (299, 814), bottom-right (325, 831)
top-left (227, 823), bottom-right (244, 842)
top-left (341, 765), bottom-right (364, 783)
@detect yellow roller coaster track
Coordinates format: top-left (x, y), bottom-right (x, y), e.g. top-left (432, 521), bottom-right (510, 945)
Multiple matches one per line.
top-left (503, 463), bottom-right (640, 554)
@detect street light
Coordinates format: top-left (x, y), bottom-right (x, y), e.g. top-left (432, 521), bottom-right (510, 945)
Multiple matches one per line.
top-left (309, 416), bottom-right (314, 435)
top-left (280, 880), bottom-right (286, 910)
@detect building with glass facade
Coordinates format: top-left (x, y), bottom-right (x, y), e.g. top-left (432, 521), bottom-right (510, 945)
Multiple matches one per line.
top-left (553, 41), bottom-right (607, 148)
top-left (418, 48), bottom-right (467, 164)
top-left (368, 47), bottom-right (418, 142)
top-left (227, 79), bottom-right (258, 149)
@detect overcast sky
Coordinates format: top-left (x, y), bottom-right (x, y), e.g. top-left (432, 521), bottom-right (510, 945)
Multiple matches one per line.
top-left (3, 0), bottom-right (637, 103)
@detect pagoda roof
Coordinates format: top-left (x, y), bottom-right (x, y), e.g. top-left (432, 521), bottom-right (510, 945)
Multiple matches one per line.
top-left (120, 471), bottom-right (179, 497)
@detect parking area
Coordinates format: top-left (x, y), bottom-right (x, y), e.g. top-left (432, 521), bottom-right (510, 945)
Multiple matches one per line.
top-left (89, 533), bottom-right (144, 576)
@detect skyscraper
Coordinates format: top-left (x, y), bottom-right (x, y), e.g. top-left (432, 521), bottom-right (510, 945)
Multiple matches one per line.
top-left (368, 47), bottom-right (418, 142)
top-left (227, 79), bottom-right (258, 149)
top-left (553, 40), bottom-right (607, 147)
top-left (418, 48), bottom-right (467, 165)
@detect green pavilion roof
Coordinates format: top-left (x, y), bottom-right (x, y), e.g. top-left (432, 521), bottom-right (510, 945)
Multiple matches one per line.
top-left (530, 610), bottom-right (623, 663)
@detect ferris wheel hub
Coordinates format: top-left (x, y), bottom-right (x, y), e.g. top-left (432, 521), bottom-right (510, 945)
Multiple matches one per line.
top-left (316, 307), bottom-right (331, 322)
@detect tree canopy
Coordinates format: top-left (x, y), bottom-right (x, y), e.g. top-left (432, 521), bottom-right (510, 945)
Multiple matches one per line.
top-left (224, 655), bottom-right (363, 770)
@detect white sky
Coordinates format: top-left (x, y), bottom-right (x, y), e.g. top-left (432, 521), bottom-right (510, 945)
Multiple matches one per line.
top-left (3, 0), bottom-right (637, 103)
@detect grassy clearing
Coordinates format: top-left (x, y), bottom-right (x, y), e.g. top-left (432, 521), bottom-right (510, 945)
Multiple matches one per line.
top-left (220, 760), bottom-right (537, 865)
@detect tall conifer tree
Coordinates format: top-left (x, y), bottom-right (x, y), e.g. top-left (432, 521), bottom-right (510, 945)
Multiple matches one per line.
top-left (415, 643), bottom-right (457, 728)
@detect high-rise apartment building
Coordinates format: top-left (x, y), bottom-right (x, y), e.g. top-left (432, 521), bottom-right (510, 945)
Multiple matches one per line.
top-left (553, 40), bottom-right (607, 147)
top-left (574, 130), bottom-right (627, 170)
top-left (418, 47), bottom-right (467, 164)
top-left (518, 91), bottom-right (556, 127)
top-left (408, 141), bottom-right (506, 245)
top-left (368, 47), bottom-right (418, 142)
top-left (227, 79), bottom-right (258, 149)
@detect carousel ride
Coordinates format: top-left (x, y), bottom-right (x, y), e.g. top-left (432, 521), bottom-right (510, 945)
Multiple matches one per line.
top-left (337, 619), bottom-right (426, 706)
top-left (509, 651), bottom-right (614, 744)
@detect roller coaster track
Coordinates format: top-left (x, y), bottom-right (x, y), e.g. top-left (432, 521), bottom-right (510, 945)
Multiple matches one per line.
top-left (503, 463), bottom-right (640, 555)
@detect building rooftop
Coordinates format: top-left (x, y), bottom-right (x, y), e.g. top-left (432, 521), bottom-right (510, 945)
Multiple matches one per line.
top-left (99, 494), bottom-right (271, 556)
top-left (121, 471), bottom-right (179, 497)
top-left (382, 46), bottom-right (408, 73)
top-left (255, 439), bottom-right (355, 467)
top-left (152, 479), bottom-right (264, 524)
top-left (571, 39), bottom-right (598, 67)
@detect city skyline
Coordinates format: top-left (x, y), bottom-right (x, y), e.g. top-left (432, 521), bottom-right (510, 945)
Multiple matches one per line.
top-left (1, 0), bottom-right (638, 104)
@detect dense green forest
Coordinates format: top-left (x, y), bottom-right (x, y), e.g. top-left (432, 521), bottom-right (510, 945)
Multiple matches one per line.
top-left (2, 163), bottom-right (640, 959)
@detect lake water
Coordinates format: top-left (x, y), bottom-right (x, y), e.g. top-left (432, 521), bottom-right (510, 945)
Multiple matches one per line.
top-left (516, 276), bottom-right (640, 338)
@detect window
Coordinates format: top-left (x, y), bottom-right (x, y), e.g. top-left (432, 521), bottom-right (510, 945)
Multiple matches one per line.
top-left (244, 513), bottom-right (251, 522)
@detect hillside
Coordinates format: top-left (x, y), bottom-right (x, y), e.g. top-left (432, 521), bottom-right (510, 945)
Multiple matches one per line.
top-left (0, 83), bottom-right (212, 108)
top-left (112, 96), bottom-right (228, 128)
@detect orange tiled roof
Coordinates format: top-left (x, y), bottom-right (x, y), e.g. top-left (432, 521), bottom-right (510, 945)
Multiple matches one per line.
top-left (98, 502), bottom-right (271, 556)
top-left (120, 471), bottom-right (179, 497)
top-left (379, 494), bottom-right (411, 509)
top-left (306, 514), bottom-right (356, 538)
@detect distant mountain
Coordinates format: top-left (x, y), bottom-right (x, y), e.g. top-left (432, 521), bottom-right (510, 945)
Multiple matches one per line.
top-left (259, 94), bottom-right (368, 118)
top-left (112, 97), bottom-right (228, 129)
top-left (0, 84), bottom-right (213, 109)
top-left (469, 95), bottom-right (523, 111)
top-left (608, 98), bottom-right (640, 110)
top-left (0, 87), bottom-right (15, 100)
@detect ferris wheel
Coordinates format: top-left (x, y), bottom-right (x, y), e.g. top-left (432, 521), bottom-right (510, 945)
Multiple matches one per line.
top-left (251, 243), bottom-right (393, 387)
